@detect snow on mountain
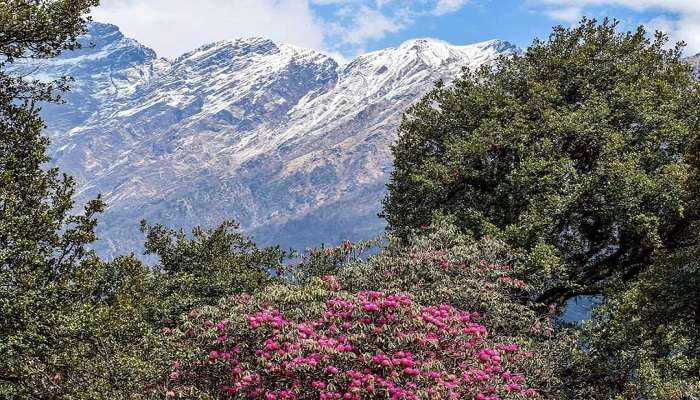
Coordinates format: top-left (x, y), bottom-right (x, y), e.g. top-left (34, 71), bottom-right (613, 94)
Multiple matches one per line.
top-left (22, 23), bottom-right (516, 256)
top-left (13, 23), bottom-right (168, 138)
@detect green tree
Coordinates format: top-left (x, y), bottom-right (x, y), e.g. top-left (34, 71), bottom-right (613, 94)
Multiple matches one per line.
top-left (572, 232), bottom-right (700, 399)
top-left (141, 220), bottom-right (283, 326)
top-left (0, 1), bottom-right (128, 398)
top-left (383, 18), bottom-right (700, 304)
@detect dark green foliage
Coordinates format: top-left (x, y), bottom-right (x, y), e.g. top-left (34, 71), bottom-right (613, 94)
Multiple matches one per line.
top-left (384, 18), bottom-right (700, 398)
top-left (0, 1), bottom-right (115, 398)
top-left (0, 0), bottom-right (100, 61)
top-left (288, 238), bottom-right (380, 286)
top-left (0, 2), bottom-right (187, 397)
top-left (384, 18), bottom-right (700, 305)
top-left (0, 0), bottom-right (102, 285)
top-left (573, 232), bottom-right (700, 399)
top-left (141, 220), bottom-right (283, 326)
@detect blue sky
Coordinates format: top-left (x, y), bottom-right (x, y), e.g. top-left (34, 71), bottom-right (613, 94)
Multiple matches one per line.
top-left (93, 0), bottom-right (700, 61)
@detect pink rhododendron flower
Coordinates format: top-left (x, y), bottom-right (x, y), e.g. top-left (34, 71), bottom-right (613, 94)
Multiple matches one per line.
top-left (164, 290), bottom-right (539, 399)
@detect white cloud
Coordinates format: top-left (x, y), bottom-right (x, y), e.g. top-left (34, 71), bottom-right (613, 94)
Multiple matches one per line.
top-left (316, 0), bottom-right (471, 54)
top-left (542, 5), bottom-right (583, 22)
top-left (532, 0), bottom-right (700, 53)
top-left (432, 0), bottom-right (471, 16)
top-left (93, 0), bottom-right (325, 59)
top-left (92, 0), bottom-right (474, 60)
top-left (341, 6), bottom-right (403, 45)
top-left (317, 1), bottom-right (414, 55)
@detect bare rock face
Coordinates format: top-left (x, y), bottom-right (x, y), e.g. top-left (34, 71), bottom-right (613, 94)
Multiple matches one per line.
top-left (20, 23), bottom-right (516, 256)
top-left (687, 54), bottom-right (700, 78)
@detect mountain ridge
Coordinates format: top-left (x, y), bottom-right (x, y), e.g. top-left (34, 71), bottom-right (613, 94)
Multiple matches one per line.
top-left (19, 22), bottom-right (517, 256)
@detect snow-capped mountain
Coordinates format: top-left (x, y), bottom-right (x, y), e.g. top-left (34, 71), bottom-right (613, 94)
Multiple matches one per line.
top-left (19, 23), bottom-right (516, 256)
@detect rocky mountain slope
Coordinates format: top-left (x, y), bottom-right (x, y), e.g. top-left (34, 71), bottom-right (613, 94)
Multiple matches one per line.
top-left (18, 23), bottom-right (516, 256)
top-left (687, 53), bottom-right (700, 78)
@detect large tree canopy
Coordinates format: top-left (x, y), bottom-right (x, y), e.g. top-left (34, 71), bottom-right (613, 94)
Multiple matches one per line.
top-left (0, 1), bottom-right (107, 398)
top-left (383, 18), bottom-right (700, 304)
top-left (140, 220), bottom-right (283, 326)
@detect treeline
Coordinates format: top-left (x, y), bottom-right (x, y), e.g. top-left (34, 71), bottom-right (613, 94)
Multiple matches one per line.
top-left (1, 1), bottom-right (698, 399)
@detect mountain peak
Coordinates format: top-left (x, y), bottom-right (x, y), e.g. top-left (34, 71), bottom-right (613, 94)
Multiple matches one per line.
top-left (394, 37), bottom-right (516, 53)
top-left (28, 21), bottom-right (157, 70)
top-left (173, 37), bottom-right (337, 74)
top-left (343, 37), bottom-right (513, 75)
top-left (81, 22), bottom-right (146, 52)
top-left (219, 36), bottom-right (278, 50)
top-left (473, 39), bottom-right (519, 53)
top-left (86, 21), bottom-right (123, 38)
top-left (397, 37), bottom-right (450, 50)
top-left (176, 37), bottom-right (279, 61)
top-left (209, 37), bottom-right (330, 58)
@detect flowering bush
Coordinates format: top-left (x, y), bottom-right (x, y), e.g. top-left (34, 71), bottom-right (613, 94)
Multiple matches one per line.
top-left (329, 221), bottom-right (550, 341)
top-left (159, 283), bottom-right (540, 399)
top-left (312, 221), bottom-right (574, 397)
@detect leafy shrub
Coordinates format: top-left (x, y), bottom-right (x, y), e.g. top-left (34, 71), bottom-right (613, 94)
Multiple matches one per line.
top-left (149, 220), bottom-right (576, 399)
top-left (142, 220), bottom-right (284, 325)
top-left (335, 221), bottom-right (542, 338)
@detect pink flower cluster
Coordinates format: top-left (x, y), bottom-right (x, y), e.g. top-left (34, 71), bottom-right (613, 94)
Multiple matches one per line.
top-left (321, 275), bottom-right (341, 291)
top-left (247, 309), bottom-right (287, 329)
top-left (165, 286), bottom-right (539, 399)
